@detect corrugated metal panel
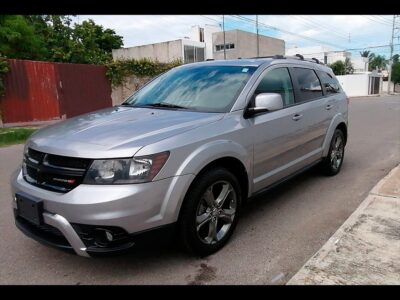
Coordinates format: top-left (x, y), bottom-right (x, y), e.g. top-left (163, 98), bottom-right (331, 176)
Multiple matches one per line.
top-left (0, 59), bottom-right (61, 123)
top-left (56, 63), bottom-right (112, 118)
top-left (1, 59), bottom-right (60, 123)
top-left (0, 59), bottom-right (112, 124)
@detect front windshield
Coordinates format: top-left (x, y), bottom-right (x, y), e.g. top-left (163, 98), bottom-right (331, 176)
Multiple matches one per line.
top-left (123, 65), bottom-right (257, 113)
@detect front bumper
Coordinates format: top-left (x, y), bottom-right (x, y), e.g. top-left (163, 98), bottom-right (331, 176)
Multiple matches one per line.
top-left (11, 169), bottom-right (194, 257)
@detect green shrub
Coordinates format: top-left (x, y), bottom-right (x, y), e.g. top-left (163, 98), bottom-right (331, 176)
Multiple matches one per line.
top-left (106, 58), bottom-right (182, 87)
top-left (0, 54), bottom-right (9, 96)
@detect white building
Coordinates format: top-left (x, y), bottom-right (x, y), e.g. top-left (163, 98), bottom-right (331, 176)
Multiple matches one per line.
top-left (112, 24), bottom-right (221, 64)
top-left (336, 71), bottom-right (383, 97)
top-left (285, 46), bottom-right (351, 65)
top-left (189, 24), bottom-right (221, 60)
top-left (352, 56), bottom-right (369, 72)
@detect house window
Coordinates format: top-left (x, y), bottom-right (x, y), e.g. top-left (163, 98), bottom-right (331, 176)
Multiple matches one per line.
top-left (215, 43), bottom-right (235, 51)
top-left (184, 45), bottom-right (205, 63)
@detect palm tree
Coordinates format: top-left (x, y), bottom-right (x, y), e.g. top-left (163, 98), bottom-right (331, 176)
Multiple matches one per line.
top-left (369, 55), bottom-right (387, 71)
top-left (360, 51), bottom-right (375, 71)
top-left (359, 50), bottom-right (370, 58)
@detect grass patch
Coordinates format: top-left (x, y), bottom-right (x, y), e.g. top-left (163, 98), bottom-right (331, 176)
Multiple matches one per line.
top-left (0, 128), bottom-right (37, 147)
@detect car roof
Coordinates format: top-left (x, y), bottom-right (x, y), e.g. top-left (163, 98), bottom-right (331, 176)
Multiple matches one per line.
top-left (182, 56), bottom-right (333, 73)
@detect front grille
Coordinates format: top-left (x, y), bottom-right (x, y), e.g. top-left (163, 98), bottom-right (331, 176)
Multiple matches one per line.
top-left (23, 148), bottom-right (92, 193)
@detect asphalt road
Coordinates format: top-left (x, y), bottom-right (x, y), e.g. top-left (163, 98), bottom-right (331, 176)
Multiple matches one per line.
top-left (0, 95), bottom-right (399, 285)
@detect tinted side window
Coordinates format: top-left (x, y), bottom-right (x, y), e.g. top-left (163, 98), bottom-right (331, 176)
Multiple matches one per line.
top-left (317, 71), bottom-right (341, 94)
top-left (254, 68), bottom-right (295, 107)
top-left (291, 68), bottom-right (323, 102)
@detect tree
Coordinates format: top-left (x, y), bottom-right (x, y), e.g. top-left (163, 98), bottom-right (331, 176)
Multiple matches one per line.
top-left (0, 15), bottom-right (47, 60)
top-left (2, 15), bottom-right (123, 65)
top-left (369, 55), bottom-right (387, 71)
top-left (368, 52), bottom-right (376, 62)
top-left (392, 54), bottom-right (399, 64)
top-left (329, 60), bottom-right (346, 75)
top-left (69, 20), bottom-right (123, 64)
top-left (344, 57), bottom-right (354, 74)
top-left (392, 61), bottom-right (400, 84)
top-left (359, 50), bottom-right (370, 58)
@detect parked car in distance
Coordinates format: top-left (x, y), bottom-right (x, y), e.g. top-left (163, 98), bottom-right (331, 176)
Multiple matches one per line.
top-left (11, 55), bottom-right (348, 257)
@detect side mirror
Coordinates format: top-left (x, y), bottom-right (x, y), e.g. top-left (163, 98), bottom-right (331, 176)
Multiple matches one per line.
top-left (245, 93), bottom-right (284, 118)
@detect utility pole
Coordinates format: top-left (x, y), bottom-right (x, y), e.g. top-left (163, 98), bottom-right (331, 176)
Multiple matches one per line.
top-left (388, 15), bottom-right (395, 94)
top-left (256, 15), bottom-right (260, 57)
top-left (388, 15), bottom-right (400, 94)
top-left (223, 15), bottom-right (226, 60)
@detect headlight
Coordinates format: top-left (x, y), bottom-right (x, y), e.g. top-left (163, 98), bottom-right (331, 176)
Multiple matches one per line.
top-left (83, 151), bottom-right (169, 184)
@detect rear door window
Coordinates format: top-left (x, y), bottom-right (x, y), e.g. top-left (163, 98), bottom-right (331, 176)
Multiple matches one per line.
top-left (291, 68), bottom-right (323, 103)
top-left (317, 71), bottom-right (341, 94)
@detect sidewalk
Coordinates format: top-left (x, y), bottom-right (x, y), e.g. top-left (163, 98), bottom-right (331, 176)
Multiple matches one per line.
top-left (287, 164), bottom-right (400, 285)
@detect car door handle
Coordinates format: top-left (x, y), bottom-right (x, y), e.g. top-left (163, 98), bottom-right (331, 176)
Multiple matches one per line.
top-left (292, 114), bottom-right (303, 121)
top-left (326, 104), bottom-right (334, 110)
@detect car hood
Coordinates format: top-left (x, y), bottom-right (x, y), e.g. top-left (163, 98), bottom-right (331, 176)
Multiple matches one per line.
top-left (28, 106), bottom-right (224, 158)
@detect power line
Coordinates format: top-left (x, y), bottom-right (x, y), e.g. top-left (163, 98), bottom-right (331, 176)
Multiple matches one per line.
top-left (200, 15), bottom-right (398, 58)
top-left (286, 44), bottom-right (400, 57)
top-left (294, 16), bottom-right (350, 41)
top-left (373, 15), bottom-right (394, 25)
top-left (231, 15), bottom-right (348, 50)
top-left (361, 15), bottom-right (392, 27)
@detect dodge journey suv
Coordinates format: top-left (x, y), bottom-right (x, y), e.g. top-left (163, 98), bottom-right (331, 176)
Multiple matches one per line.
top-left (11, 55), bottom-right (348, 257)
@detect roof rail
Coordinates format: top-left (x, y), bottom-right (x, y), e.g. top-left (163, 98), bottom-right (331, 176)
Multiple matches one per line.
top-left (311, 57), bottom-right (320, 64)
top-left (245, 54), bottom-right (326, 65)
top-left (206, 59), bottom-right (214, 61)
top-left (249, 55), bottom-right (276, 59)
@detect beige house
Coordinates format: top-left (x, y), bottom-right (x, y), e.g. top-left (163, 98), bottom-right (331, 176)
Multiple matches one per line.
top-left (212, 29), bottom-right (285, 60)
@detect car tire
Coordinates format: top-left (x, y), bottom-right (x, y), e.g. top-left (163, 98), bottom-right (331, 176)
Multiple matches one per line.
top-left (179, 167), bottom-right (242, 257)
top-left (321, 129), bottom-right (345, 176)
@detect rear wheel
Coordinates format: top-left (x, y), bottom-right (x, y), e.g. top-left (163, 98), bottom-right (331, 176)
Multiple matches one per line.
top-left (321, 129), bottom-right (345, 176)
top-left (179, 168), bottom-right (242, 256)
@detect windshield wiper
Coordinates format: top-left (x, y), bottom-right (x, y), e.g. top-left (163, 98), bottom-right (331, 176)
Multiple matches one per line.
top-left (145, 102), bottom-right (187, 109)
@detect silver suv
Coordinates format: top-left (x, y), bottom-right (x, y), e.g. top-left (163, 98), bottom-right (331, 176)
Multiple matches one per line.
top-left (11, 56), bottom-right (348, 257)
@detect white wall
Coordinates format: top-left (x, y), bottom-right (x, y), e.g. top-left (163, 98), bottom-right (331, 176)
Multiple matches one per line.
top-left (286, 46), bottom-right (350, 64)
top-left (189, 24), bottom-right (220, 60)
top-left (382, 81), bottom-right (395, 93)
top-left (189, 25), bottom-right (201, 41)
top-left (336, 74), bottom-right (370, 97)
top-left (112, 40), bottom-right (183, 63)
top-left (353, 57), bottom-right (369, 72)
top-left (204, 24), bottom-right (220, 60)
top-left (327, 52), bottom-right (351, 64)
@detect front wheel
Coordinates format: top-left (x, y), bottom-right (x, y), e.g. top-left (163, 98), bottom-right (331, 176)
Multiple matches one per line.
top-left (321, 129), bottom-right (345, 176)
top-left (179, 168), bottom-right (242, 256)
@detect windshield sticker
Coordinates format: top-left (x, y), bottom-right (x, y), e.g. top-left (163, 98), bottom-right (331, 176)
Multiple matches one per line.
top-left (242, 68), bottom-right (249, 73)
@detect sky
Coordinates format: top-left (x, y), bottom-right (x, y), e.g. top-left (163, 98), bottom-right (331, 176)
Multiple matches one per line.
top-left (73, 15), bottom-right (399, 58)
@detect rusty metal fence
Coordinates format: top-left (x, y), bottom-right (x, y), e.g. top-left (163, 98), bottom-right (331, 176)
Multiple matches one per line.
top-left (0, 59), bottom-right (112, 124)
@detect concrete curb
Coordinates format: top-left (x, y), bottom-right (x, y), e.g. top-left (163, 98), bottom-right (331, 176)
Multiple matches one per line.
top-left (287, 164), bottom-right (400, 285)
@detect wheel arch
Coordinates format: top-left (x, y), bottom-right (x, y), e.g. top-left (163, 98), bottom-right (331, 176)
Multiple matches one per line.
top-left (322, 114), bottom-right (348, 157)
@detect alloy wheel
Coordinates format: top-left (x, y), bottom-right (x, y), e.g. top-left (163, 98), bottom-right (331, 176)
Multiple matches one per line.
top-left (330, 134), bottom-right (344, 171)
top-left (195, 180), bottom-right (237, 245)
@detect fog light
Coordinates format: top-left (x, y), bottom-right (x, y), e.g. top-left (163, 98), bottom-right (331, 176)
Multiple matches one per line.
top-left (105, 231), bottom-right (113, 242)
